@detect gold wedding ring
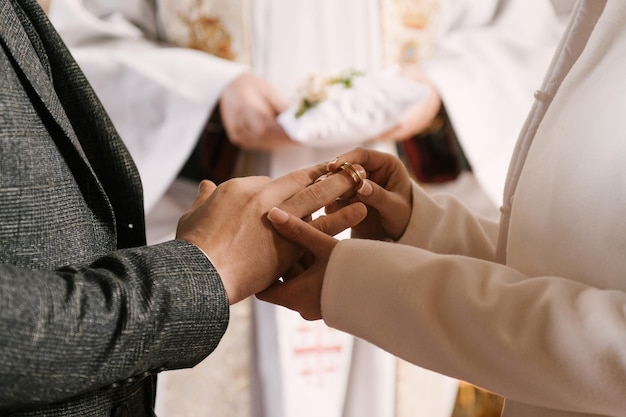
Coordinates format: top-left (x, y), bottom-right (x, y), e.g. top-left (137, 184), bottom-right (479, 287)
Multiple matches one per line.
top-left (338, 162), bottom-right (363, 191)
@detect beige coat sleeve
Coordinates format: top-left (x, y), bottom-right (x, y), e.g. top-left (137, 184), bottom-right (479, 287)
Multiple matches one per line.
top-left (321, 183), bottom-right (626, 416)
top-left (397, 183), bottom-right (500, 260)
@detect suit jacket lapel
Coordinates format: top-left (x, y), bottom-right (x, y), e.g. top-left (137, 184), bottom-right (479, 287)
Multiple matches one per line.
top-left (0, 0), bottom-right (91, 163)
top-left (1, 0), bottom-right (147, 247)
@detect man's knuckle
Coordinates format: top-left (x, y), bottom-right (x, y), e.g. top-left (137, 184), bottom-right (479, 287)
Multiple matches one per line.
top-left (286, 170), bottom-right (312, 187)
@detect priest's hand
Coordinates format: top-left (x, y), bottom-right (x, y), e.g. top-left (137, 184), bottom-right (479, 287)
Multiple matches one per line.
top-left (372, 65), bottom-right (442, 142)
top-left (219, 72), bottom-right (294, 150)
top-left (175, 162), bottom-right (367, 305)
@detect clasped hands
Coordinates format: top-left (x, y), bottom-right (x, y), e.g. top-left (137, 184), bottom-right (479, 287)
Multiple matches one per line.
top-left (176, 148), bottom-right (413, 317)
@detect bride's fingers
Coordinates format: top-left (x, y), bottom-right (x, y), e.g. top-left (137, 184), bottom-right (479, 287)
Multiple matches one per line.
top-left (267, 207), bottom-right (338, 258)
top-left (356, 179), bottom-right (410, 240)
top-left (310, 202), bottom-right (367, 237)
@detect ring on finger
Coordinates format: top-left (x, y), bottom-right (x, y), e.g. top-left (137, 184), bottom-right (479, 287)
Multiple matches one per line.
top-left (338, 162), bottom-right (364, 191)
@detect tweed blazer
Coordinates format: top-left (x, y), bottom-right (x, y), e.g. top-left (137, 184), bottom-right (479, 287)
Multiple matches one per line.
top-left (0, 0), bottom-right (229, 415)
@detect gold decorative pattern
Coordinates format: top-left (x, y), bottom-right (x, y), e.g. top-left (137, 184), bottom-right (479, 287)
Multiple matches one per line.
top-left (158, 0), bottom-right (252, 64)
top-left (178, 1), bottom-right (236, 60)
top-left (380, 0), bottom-right (441, 65)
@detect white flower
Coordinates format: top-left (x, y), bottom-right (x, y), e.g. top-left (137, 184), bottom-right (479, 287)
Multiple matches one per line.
top-left (295, 70), bottom-right (364, 118)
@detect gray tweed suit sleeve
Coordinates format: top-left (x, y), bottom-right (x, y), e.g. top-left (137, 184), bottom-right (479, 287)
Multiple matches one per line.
top-left (0, 240), bottom-right (230, 411)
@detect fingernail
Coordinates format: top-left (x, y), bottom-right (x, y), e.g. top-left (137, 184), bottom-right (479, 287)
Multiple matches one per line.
top-left (267, 207), bottom-right (289, 225)
top-left (326, 157), bottom-right (339, 171)
top-left (357, 180), bottom-right (373, 196)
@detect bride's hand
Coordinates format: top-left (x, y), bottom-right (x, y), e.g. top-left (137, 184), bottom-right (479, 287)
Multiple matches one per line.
top-left (326, 147), bottom-right (413, 242)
